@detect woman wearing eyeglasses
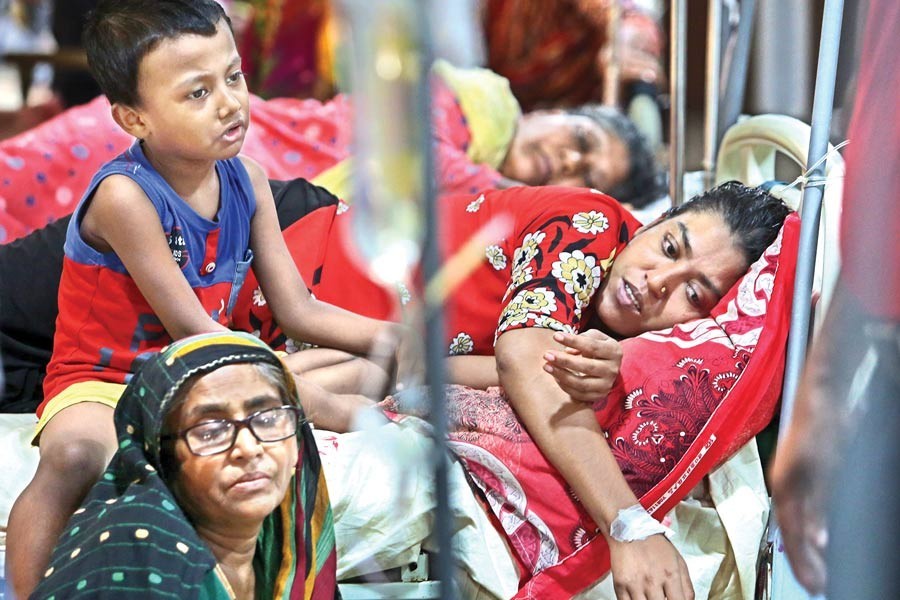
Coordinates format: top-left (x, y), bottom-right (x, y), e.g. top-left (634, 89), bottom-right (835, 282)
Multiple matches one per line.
top-left (31, 331), bottom-right (339, 600)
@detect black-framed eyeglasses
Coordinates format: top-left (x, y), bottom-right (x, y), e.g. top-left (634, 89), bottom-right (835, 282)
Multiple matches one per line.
top-left (162, 405), bottom-right (302, 456)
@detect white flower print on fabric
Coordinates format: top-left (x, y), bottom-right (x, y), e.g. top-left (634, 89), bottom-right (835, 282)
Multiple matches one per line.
top-left (511, 264), bottom-right (534, 287)
top-left (449, 332), bottom-right (475, 355)
top-left (498, 287), bottom-right (558, 331)
top-left (485, 245), bottom-right (508, 270)
top-left (252, 287), bottom-right (267, 307)
top-left (466, 193), bottom-right (486, 213)
top-left (517, 231), bottom-right (546, 265)
top-left (532, 315), bottom-right (577, 333)
top-left (572, 210), bottom-right (610, 235)
top-left (551, 250), bottom-right (603, 309)
top-left (336, 200), bottom-right (350, 215)
top-left (510, 230), bottom-right (546, 286)
top-left (397, 282), bottom-right (412, 305)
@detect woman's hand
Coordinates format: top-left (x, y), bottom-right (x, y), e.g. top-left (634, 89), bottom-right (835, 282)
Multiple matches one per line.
top-left (543, 330), bottom-right (622, 402)
top-left (608, 535), bottom-right (695, 600)
top-left (600, 11), bottom-right (665, 84)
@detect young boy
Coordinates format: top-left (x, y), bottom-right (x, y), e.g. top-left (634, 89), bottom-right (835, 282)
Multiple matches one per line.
top-left (5, 1), bottom-right (402, 596)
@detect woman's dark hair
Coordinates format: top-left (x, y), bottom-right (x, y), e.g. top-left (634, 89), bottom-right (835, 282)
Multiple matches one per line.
top-left (661, 180), bottom-right (791, 267)
top-left (83, 0), bottom-right (231, 107)
top-left (567, 104), bottom-right (666, 209)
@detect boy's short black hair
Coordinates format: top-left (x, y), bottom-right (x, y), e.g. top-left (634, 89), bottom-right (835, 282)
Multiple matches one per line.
top-left (566, 104), bottom-right (666, 209)
top-left (83, 0), bottom-right (231, 107)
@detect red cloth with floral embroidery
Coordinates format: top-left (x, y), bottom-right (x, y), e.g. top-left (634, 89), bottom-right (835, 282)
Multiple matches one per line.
top-left (0, 75), bottom-right (499, 243)
top-left (383, 214), bottom-right (800, 598)
top-left (232, 186), bottom-right (640, 356)
top-left (440, 186), bottom-right (640, 357)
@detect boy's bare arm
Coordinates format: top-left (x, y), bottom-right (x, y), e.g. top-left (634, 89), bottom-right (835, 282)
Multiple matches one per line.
top-left (240, 157), bottom-right (397, 355)
top-left (80, 175), bottom-right (229, 339)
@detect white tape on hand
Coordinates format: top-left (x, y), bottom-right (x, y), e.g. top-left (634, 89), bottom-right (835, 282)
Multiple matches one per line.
top-left (609, 503), bottom-right (674, 542)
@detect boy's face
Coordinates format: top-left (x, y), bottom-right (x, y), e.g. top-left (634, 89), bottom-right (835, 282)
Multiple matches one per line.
top-left (130, 20), bottom-right (248, 162)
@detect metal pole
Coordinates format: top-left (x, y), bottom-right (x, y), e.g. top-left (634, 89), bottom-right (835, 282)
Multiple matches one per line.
top-left (703, 0), bottom-right (723, 189)
top-left (669, 0), bottom-right (687, 206)
top-left (718, 0), bottom-right (756, 142)
top-left (417, 3), bottom-right (454, 597)
top-left (602, 2), bottom-right (622, 107)
top-left (768, 7), bottom-right (843, 599)
top-left (778, 0), bottom-right (844, 433)
top-left (337, 1), bottom-right (454, 595)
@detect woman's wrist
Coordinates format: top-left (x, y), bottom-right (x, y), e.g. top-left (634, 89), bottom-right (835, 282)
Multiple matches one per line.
top-left (608, 503), bottom-right (673, 542)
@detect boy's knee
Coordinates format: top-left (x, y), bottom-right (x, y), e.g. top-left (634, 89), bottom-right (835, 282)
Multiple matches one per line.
top-left (40, 438), bottom-right (112, 482)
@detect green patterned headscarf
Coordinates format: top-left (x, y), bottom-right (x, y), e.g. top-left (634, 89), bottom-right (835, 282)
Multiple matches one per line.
top-left (33, 332), bottom-right (338, 599)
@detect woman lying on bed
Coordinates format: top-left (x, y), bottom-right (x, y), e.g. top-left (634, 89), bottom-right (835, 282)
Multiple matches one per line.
top-left (21, 180), bottom-right (783, 598)
top-left (1, 179), bottom-right (787, 598)
top-left (0, 61), bottom-right (662, 243)
top-left (235, 179), bottom-right (790, 599)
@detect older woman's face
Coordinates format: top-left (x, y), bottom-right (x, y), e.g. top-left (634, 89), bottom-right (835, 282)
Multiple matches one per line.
top-left (166, 364), bottom-right (298, 530)
top-left (500, 110), bottom-right (630, 192)
top-left (594, 210), bottom-right (747, 337)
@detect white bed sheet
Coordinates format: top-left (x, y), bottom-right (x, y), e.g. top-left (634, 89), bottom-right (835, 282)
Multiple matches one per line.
top-left (0, 414), bottom-right (767, 599)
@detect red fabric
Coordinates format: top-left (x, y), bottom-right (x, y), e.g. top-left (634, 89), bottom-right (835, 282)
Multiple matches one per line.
top-left (405, 213), bottom-right (799, 598)
top-left (42, 260), bottom-right (235, 408)
top-left (839, 0), bottom-right (900, 320)
top-left (0, 210), bottom-right (30, 243)
top-left (229, 202), bottom-right (399, 345)
top-left (237, 0), bottom-right (332, 99)
top-left (0, 95), bottom-right (346, 241)
top-left (234, 187), bottom-right (639, 354)
top-left (483, 0), bottom-right (608, 109)
top-left (0, 97), bottom-right (128, 235)
top-left (483, 1), bottom-right (661, 110)
top-left (0, 77), bottom-right (497, 244)
top-left (441, 187), bottom-right (638, 355)
top-left (198, 228), bottom-right (221, 277)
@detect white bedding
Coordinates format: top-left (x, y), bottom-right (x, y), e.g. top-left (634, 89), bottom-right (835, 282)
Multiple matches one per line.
top-left (0, 414), bottom-right (768, 599)
top-left (0, 413), bottom-right (40, 582)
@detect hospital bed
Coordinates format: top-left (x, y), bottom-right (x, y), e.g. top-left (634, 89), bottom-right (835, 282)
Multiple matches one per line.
top-left (0, 102), bottom-right (844, 600)
top-left (0, 119), bottom-right (837, 600)
top-left (332, 110), bottom-right (845, 599)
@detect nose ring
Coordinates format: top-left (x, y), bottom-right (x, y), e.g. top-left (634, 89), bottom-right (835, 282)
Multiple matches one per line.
top-left (661, 285), bottom-right (667, 295)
